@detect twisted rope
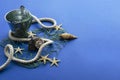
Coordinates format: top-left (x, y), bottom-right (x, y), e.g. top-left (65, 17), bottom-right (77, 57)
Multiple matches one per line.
top-left (6, 31), bottom-right (53, 64)
top-left (0, 44), bottom-right (14, 71)
top-left (0, 14), bottom-right (55, 71)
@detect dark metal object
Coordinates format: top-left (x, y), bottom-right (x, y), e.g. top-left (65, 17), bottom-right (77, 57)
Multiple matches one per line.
top-left (5, 5), bottom-right (32, 38)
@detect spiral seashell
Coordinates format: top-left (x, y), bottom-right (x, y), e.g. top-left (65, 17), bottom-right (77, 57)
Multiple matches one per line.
top-left (28, 37), bottom-right (44, 51)
top-left (59, 33), bottom-right (77, 40)
top-left (35, 39), bottom-right (44, 49)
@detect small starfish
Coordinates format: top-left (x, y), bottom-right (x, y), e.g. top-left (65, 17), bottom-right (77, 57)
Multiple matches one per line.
top-left (38, 54), bottom-right (51, 64)
top-left (54, 24), bottom-right (63, 30)
top-left (27, 31), bottom-right (36, 38)
top-left (14, 47), bottom-right (24, 54)
top-left (50, 57), bottom-right (60, 67)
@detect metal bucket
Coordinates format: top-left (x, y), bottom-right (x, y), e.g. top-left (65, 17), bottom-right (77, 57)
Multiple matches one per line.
top-left (5, 6), bottom-right (32, 38)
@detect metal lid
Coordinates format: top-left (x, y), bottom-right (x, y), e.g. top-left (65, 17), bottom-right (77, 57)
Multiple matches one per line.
top-left (5, 5), bottom-right (32, 24)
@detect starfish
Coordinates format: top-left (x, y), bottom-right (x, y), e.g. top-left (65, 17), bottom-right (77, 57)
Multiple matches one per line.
top-left (27, 31), bottom-right (36, 38)
top-left (14, 47), bottom-right (24, 54)
top-left (50, 57), bottom-right (60, 67)
top-left (38, 54), bottom-right (51, 64)
top-left (54, 24), bottom-right (63, 30)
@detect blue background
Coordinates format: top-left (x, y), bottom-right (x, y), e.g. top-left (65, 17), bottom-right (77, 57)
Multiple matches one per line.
top-left (0, 0), bottom-right (120, 80)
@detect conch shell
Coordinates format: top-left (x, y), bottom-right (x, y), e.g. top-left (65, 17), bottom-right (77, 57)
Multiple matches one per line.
top-left (59, 33), bottom-right (77, 40)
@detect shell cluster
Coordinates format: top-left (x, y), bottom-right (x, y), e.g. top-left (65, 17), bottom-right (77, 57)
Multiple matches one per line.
top-left (59, 33), bottom-right (77, 40)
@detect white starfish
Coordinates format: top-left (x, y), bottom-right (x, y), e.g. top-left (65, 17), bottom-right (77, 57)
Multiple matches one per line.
top-left (14, 47), bottom-right (24, 54)
top-left (27, 31), bottom-right (36, 38)
top-left (38, 54), bottom-right (50, 64)
top-left (50, 57), bottom-right (60, 66)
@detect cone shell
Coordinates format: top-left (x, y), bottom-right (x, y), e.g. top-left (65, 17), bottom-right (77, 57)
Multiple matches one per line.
top-left (60, 33), bottom-right (77, 40)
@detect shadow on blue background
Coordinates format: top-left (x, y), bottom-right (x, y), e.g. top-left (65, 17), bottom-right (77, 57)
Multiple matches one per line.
top-left (0, 0), bottom-right (120, 80)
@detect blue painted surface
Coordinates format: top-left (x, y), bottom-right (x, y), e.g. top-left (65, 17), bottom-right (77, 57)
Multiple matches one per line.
top-left (0, 0), bottom-right (120, 80)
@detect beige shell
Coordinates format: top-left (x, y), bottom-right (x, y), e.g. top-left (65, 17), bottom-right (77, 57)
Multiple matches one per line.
top-left (60, 33), bottom-right (77, 40)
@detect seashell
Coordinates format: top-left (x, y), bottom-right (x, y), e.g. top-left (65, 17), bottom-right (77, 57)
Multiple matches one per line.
top-left (28, 37), bottom-right (44, 51)
top-left (35, 38), bottom-right (44, 49)
top-left (59, 33), bottom-right (77, 40)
